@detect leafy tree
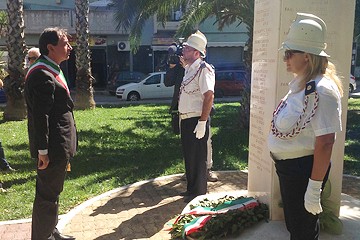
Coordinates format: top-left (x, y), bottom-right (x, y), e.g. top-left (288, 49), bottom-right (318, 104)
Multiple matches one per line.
top-left (3, 0), bottom-right (27, 120)
top-left (354, 0), bottom-right (360, 40)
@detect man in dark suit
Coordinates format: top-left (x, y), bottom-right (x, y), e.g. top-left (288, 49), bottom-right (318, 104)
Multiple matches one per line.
top-left (25, 27), bottom-right (77, 240)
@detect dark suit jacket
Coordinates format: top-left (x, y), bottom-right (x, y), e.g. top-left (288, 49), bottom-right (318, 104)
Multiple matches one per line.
top-left (24, 56), bottom-right (77, 161)
top-left (164, 64), bottom-right (184, 112)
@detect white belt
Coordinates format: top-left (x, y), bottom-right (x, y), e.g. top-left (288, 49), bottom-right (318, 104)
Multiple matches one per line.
top-left (179, 112), bottom-right (201, 120)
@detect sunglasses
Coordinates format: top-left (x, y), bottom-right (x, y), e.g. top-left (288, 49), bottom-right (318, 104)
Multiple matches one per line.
top-left (182, 46), bottom-right (196, 52)
top-left (283, 50), bottom-right (304, 60)
top-left (28, 56), bottom-right (37, 61)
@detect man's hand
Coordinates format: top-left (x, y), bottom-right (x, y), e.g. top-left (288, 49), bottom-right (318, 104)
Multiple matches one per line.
top-left (193, 120), bottom-right (206, 139)
top-left (304, 179), bottom-right (323, 215)
top-left (179, 57), bottom-right (186, 68)
top-left (37, 154), bottom-right (50, 170)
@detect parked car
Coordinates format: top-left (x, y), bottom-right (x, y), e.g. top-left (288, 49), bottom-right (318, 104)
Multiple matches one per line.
top-left (0, 89), bottom-right (6, 103)
top-left (116, 72), bottom-right (174, 101)
top-left (350, 74), bottom-right (357, 94)
top-left (214, 68), bottom-right (249, 97)
top-left (107, 71), bottom-right (146, 95)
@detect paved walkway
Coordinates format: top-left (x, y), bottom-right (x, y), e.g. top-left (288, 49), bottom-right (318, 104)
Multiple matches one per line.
top-left (0, 171), bottom-right (359, 240)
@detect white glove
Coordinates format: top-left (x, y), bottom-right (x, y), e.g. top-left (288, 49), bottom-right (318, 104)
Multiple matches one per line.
top-left (304, 179), bottom-right (323, 215)
top-left (193, 120), bottom-right (206, 139)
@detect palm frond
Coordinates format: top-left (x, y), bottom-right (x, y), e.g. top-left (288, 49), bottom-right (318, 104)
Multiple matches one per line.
top-left (112, 0), bottom-right (143, 32)
top-left (112, 0), bottom-right (254, 53)
top-left (176, 1), bottom-right (216, 38)
top-left (128, 10), bottom-right (154, 52)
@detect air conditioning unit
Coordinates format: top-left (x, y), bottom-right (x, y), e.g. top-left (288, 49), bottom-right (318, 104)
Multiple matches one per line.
top-left (117, 41), bottom-right (130, 51)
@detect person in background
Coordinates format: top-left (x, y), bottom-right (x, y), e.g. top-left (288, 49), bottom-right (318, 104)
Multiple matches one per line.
top-left (27, 47), bottom-right (41, 67)
top-left (0, 140), bottom-right (15, 172)
top-left (165, 43), bottom-right (218, 183)
top-left (25, 27), bottom-right (77, 240)
top-left (178, 30), bottom-right (215, 203)
top-left (0, 80), bottom-right (15, 172)
top-left (268, 13), bottom-right (343, 239)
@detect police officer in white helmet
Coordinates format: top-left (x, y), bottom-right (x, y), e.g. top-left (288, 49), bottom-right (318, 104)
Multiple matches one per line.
top-left (268, 13), bottom-right (344, 239)
top-left (178, 30), bottom-right (216, 203)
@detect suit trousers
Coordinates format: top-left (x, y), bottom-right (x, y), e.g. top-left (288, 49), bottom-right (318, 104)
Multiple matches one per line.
top-left (0, 139), bottom-right (10, 170)
top-left (31, 158), bottom-right (69, 240)
top-left (274, 155), bottom-right (330, 240)
top-left (181, 117), bottom-right (208, 197)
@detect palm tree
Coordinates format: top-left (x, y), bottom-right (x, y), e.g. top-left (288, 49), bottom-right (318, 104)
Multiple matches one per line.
top-left (3, 0), bottom-right (27, 120)
top-left (75, 0), bottom-right (95, 110)
top-left (113, 0), bottom-right (254, 127)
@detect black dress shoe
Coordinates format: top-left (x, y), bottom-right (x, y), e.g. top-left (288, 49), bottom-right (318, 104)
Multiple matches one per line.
top-left (179, 191), bottom-right (190, 196)
top-left (183, 195), bottom-right (196, 203)
top-left (53, 229), bottom-right (75, 240)
top-left (180, 173), bottom-right (187, 181)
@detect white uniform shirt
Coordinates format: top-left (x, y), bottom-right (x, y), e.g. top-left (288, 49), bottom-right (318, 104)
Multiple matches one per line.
top-left (268, 75), bottom-right (342, 159)
top-left (178, 58), bottom-right (215, 114)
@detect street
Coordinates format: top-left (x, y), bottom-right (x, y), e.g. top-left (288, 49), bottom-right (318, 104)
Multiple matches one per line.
top-left (76, 90), bottom-right (241, 106)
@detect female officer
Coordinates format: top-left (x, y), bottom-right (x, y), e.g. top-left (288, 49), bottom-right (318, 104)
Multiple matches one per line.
top-left (268, 13), bottom-right (343, 240)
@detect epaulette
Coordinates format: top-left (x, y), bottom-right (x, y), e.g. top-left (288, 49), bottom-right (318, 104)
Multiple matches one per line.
top-left (200, 61), bottom-right (215, 72)
top-left (305, 81), bottom-right (316, 95)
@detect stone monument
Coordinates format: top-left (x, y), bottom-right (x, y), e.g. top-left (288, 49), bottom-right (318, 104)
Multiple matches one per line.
top-left (248, 0), bottom-right (356, 220)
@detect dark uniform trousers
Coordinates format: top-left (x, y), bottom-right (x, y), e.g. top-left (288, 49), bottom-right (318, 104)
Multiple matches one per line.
top-left (274, 155), bottom-right (330, 240)
top-left (181, 117), bottom-right (209, 197)
top-left (0, 139), bottom-right (10, 170)
top-left (31, 157), bottom-right (69, 240)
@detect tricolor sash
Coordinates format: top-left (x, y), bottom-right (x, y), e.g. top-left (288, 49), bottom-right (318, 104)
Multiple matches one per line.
top-left (184, 197), bottom-right (259, 215)
top-left (26, 59), bottom-right (70, 95)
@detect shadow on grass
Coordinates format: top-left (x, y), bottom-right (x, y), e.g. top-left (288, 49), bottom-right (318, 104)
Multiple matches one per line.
top-left (67, 103), bottom-right (248, 187)
top-left (0, 103), bottom-right (249, 220)
top-left (69, 108), bottom-right (171, 184)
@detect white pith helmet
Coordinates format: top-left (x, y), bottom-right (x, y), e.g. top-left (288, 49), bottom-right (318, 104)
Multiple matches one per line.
top-left (184, 30), bottom-right (207, 57)
top-left (281, 13), bottom-right (330, 57)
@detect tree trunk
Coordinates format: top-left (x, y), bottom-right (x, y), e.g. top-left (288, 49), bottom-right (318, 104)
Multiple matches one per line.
top-left (4, 0), bottom-right (27, 120)
top-left (75, 0), bottom-right (95, 110)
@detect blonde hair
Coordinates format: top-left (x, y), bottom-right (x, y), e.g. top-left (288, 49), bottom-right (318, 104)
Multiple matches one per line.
top-left (300, 54), bottom-right (343, 97)
top-left (28, 47), bottom-right (40, 57)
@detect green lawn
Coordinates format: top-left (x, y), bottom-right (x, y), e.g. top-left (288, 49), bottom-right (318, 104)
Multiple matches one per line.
top-left (0, 99), bottom-right (359, 221)
top-left (344, 98), bottom-right (360, 175)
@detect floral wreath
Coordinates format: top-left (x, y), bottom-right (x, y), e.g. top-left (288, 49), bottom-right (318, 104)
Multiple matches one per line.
top-left (169, 196), bottom-right (269, 239)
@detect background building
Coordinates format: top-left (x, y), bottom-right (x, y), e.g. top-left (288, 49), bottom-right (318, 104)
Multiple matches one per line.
top-left (0, 0), bottom-right (249, 90)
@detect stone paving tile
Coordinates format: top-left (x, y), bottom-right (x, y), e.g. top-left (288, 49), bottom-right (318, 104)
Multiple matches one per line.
top-left (341, 175), bottom-right (360, 200)
top-left (1, 172), bottom-right (359, 240)
top-left (60, 172), bottom-right (248, 240)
